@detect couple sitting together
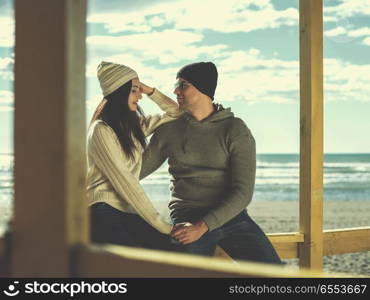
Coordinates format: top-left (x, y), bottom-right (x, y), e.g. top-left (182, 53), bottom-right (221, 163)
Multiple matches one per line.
top-left (87, 61), bottom-right (282, 265)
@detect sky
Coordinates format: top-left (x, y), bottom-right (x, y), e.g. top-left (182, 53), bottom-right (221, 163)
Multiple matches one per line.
top-left (0, 0), bottom-right (370, 153)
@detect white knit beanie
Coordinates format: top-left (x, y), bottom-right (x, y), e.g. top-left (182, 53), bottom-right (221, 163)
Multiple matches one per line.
top-left (97, 61), bottom-right (138, 97)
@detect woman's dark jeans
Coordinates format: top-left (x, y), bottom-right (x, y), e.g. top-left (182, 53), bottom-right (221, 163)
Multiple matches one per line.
top-left (91, 203), bottom-right (282, 265)
top-left (172, 210), bottom-right (283, 265)
top-left (90, 202), bottom-right (177, 252)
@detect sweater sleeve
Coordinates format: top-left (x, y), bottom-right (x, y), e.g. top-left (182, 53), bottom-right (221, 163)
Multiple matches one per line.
top-left (202, 131), bottom-right (256, 231)
top-left (88, 123), bottom-right (172, 234)
top-left (140, 89), bottom-right (182, 137)
top-left (140, 129), bottom-right (168, 180)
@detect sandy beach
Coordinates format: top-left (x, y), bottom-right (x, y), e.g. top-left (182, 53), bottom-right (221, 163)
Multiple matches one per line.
top-left (1, 200), bottom-right (369, 276)
top-left (247, 200), bottom-right (370, 277)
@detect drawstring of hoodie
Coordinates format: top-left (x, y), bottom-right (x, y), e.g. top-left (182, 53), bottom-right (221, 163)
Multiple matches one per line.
top-left (182, 136), bottom-right (187, 153)
top-left (181, 104), bottom-right (227, 154)
top-left (182, 118), bottom-right (189, 154)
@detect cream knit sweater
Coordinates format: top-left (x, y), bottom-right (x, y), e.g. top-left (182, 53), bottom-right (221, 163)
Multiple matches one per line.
top-left (86, 89), bottom-right (182, 234)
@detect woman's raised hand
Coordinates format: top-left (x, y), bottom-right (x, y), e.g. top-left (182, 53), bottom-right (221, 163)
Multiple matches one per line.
top-left (140, 82), bottom-right (155, 96)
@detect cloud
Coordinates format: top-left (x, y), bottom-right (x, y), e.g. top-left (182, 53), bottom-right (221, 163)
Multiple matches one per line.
top-left (85, 0), bottom-right (370, 105)
top-left (87, 12), bottom-right (153, 33)
top-left (87, 0), bottom-right (298, 34)
top-left (347, 27), bottom-right (370, 37)
top-left (216, 49), bottom-right (299, 103)
top-left (219, 56), bottom-right (370, 104)
top-left (324, 58), bottom-right (370, 102)
top-left (0, 17), bottom-right (14, 47)
top-left (87, 28), bottom-right (370, 105)
top-left (86, 0), bottom-right (179, 34)
top-left (86, 27), bottom-right (301, 104)
top-left (88, 0), bottom-right (176, 15)
top-left (325, 26), bottom-right (370, 44)
top-left (87, 43), bottom-right (301, 104)
top-left (0, 107), bottom-right (13, 112)
top-left (324, 0), bottom-right (370, 18)
top-left (0, 56), bottom-right (14, 79)
top-left (0, 57), bottom-right (13, 69)
top-left (323, 1), bottom-right (370, 44)
top-left (363, 37), bottom-right (370, 46)
top-left (173, 0), bottom-right (298, 33)
top-left (85, 0), bottom-right (370, 106)
top-left (0, 90), bottom-right (13, 103)
top-left (0, 90), bottom-right (14, 112)
top-left (325, 26), bottom-right (348, 37)
top-left (0, 1), bottom-right (13, 17)
top-left (87, 30), bottom-right (228, 67)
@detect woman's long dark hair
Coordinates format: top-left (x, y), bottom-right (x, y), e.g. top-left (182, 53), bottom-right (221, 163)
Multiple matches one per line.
top-left (90, 80), bottom-right (147, 160)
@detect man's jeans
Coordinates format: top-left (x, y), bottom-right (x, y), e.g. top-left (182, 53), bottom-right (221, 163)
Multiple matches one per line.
top-left (172, 210), bottom-right (283, 265)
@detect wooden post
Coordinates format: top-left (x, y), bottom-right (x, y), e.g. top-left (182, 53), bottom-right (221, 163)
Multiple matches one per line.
top-left (13, 0), bottom-right (87, 277)
top-left (298, 0), bottom-right (324, 270)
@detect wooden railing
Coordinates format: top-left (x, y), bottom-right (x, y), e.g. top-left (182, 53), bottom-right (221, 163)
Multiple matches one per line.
top-left (1, 227), bottom-right (369, 277)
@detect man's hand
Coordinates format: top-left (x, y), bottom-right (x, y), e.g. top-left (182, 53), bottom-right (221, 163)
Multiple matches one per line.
top-left (170, 221), bottom-right (209, 245)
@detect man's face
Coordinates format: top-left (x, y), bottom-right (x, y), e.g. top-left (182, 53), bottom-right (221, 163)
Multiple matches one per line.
top-left (173, 78), bottom-right (199, 111)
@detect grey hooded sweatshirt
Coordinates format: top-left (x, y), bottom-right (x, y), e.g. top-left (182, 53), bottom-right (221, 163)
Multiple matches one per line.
top-left (140, 104), bottom-right (256, 231)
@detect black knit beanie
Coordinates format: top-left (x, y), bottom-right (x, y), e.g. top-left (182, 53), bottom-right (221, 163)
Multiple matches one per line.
top-left (176, 62), bottom-right (218, 100)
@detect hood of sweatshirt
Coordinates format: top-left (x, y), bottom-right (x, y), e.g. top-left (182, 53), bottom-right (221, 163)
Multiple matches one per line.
top-left (181, 103), bottom-right (234, 153)
top-left (184, 103), bottom-right (234, 125)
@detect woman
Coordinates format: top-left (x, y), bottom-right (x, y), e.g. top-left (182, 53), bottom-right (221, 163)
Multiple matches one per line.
top-left (87, 61), bottom-right (181, 251)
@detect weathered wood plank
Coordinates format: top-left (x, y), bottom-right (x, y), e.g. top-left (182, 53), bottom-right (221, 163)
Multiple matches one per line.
top-left (13, 0), bottom-right (87, 277)
top-left (268, 233), bottom-right (304, 243)
top-left (299, 0), bottom-right (324, 270)
top-left (269, 233), bottom-right (303, 259)
top-left (0, 235), bottom-right (7, 277)
top-left (324, 227), bottom-right (370, 255)
top-left (0, 231), bottom-right (11, 277)
top-left (75, 245), bottom-right (332, 278)
top-left (274, 243), bottom-right (299, 259)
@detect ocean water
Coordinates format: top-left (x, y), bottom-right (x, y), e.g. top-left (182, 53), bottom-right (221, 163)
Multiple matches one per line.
top-left (0, 153), bottom-right (369, 205)
top-left (141, 153), bottom-right (370, 203)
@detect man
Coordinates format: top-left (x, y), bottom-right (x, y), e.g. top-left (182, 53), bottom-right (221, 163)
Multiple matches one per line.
top-left (140, 62), bottom-right (282, 264)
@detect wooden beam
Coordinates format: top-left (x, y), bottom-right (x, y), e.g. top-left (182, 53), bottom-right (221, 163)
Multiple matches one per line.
top-left (299, 0), bottom-right (324, 270)
top-left (77, 228), bottom-right (366, 276)
top-left (324, 227), bottom-right (370, 255)
top-left (75, 245), bottom-right (335, 278)
top-left (0, 236), bottom-right (5, 277)
top-left (13, 0), bottom-right (87, 277)
top-left (274, 242), bottom-right (298, 259)
top-left (268, 232), bottom-right (304, 243)
top-left (0, 232), bottom-right (11, 277)
top-left (269, 233), bottom-right (304, 259)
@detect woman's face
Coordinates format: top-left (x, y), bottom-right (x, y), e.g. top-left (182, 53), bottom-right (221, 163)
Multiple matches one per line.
top-left (128, 77), bottom-right (142, 111)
